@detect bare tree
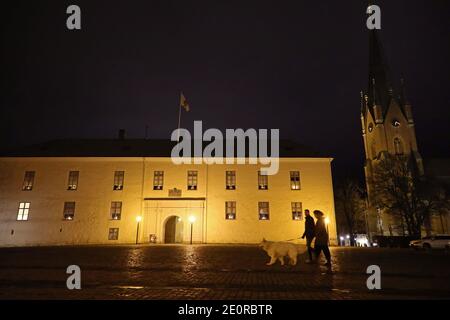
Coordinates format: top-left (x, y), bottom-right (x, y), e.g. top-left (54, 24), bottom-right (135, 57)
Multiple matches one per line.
top-left (335, 179), bottom-right (366, 240)
top-left (371, 154), bottom-right (448, 237)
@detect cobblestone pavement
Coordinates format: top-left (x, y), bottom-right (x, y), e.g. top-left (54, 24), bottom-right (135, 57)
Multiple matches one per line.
top-left (0, 245), bottom-right (449, 299)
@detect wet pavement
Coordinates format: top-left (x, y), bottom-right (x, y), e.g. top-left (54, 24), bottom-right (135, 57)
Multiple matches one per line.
top-left (0, 245), bottom-right (449, 299)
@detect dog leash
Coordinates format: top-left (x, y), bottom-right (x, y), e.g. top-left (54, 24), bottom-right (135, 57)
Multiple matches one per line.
top-left (284, 238), bottom-right (301, 242)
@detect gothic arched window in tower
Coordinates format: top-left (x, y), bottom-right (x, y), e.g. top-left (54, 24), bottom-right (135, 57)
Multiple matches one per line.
top-left (394, 137), bottom-right (404, 155)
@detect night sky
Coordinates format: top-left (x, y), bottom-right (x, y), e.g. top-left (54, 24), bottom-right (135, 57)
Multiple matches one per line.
top-left (2, 0), bottom-right (450, 180)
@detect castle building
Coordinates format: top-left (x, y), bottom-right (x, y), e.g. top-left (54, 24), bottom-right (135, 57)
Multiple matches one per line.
top-left (0, 139), bottom-right (337, 246)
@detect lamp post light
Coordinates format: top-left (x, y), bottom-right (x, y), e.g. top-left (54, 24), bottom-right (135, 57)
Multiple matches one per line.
top-left (135, 216), bottom-right (142, 245)
top-left (188, 215), bottom-right (196, 245)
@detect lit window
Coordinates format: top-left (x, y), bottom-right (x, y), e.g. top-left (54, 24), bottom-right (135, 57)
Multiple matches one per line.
top-left (113, 171), bottom-right (124, 190)
top-left (290, 171), bottom-right (301, 190)
top-left (63, 202), bottom-right (75, 220)
top-left (225, 201), bottom-right (236, 220)
top-left (110, 201), bottom-right (122, 220)
top-left (22, 171), bottom-right (35, 191)
top-left (108, 228), bottom-right (119, 240)
top-left (291, 202), bottom-right (303, 220)
top-left (258, 171), bottom-right (268, 190)
top-left (187, 171), bottom-right (198, 190)
top-left (226, 171), bottom-right (236, 190)
top-left (17, 202), bottom-right (30, 221)
top-left (153, 171), bottom-right (164, 190)
top-left (258, 202), bottom-right (269, 220)
top-left (67, 171), bottom-right (79, 190)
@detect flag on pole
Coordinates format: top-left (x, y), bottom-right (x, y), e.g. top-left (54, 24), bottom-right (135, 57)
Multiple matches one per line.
top-left (180, 92), bottom-right (190, 112)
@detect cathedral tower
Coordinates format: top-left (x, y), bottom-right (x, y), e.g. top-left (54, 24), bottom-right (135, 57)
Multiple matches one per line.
top-left (361, 28), bottom-right (424, 236)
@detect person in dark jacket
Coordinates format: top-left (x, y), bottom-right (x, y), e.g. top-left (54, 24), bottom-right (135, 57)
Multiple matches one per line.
top-left (301, 209), bottom-right (315, 263)
top-left (313, 210), bottom-right (331, 266)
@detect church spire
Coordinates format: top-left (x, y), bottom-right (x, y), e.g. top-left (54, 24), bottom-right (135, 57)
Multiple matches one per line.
top-left (367, 28), bottom-right (392, 118)
top-left (371, 77), bottom-right (378, 106)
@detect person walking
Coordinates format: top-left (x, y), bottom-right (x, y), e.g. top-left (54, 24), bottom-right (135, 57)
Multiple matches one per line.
top-left (301, 209), bottom-right (315, 263)
top-left (313, 210), bottom-right (331, 266)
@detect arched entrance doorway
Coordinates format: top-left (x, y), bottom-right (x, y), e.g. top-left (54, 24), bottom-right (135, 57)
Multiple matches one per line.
top-left (164, 216), bottom-right (183, 243)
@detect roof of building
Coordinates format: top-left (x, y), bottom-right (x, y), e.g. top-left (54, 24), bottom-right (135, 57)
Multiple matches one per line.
top-left (362, 29), bottom-right (410, 120)
top-left (0, 138), bottom-right (329, 158)
top-left (367, 29), bottom-right (392, 115)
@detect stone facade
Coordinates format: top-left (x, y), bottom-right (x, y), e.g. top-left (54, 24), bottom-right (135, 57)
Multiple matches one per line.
top-left (0, 156), bottom-right (337, 246)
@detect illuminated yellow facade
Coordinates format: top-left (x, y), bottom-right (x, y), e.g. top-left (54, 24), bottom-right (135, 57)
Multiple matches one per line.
top-left (0, 155), bottom-right (337, 246)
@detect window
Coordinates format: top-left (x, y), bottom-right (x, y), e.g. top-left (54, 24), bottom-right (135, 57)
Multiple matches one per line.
top-left (226, 171), bottom-right (236, 190)
top-left (187, 171), bottom-right (198, 190)
top-left (63, 202), bottom-right (75, 220)
top-left (225, 201), bottom-right (236, 220)
top-left (113, 171), bottom-right (124, 190)
top-left (22, 171), bottom-right (35, 191)
top-left (67, 171), bottom-right (79, 190)
top-left (291, 202), bottom-right (303, 220)
top-left (258, 202), bottom-right (269, 220)
top-left (392, 119), bottom-right (401, 127)
top-left (290, 171), bottom-right (301, 190)
top-left (258, 171), bottom-right (268, 190)
top-left (17, 202), bottom-right (30, 221)
top-left (394, 138), bottom-right (404, 155)
top-left (108, 228), bottom-right (119, 240)
top-left (110, 201), bottom-right (122, 220)
top-left (153, 171), bottom-right (164, 190)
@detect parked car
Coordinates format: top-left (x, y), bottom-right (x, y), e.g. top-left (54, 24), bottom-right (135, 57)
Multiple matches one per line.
top-left (373, 235), bottom-right (419, 248)
top-left (409, 235), bottom-right (450, 250)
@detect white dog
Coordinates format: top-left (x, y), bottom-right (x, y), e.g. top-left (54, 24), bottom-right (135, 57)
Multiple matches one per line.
top-left (259, 238), bottom-right (304, 266)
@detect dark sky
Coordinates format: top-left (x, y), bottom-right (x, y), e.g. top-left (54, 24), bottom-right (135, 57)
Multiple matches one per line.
top-left (2, 0), bottom-right (450, 180)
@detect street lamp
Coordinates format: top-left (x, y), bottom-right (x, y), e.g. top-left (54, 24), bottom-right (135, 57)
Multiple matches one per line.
top-left (135, 216), bottom-right (142, 245)
top-left (188, 215), bottom-right (196, 245)
top-left (345, 234), bottom-right (350, 247)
